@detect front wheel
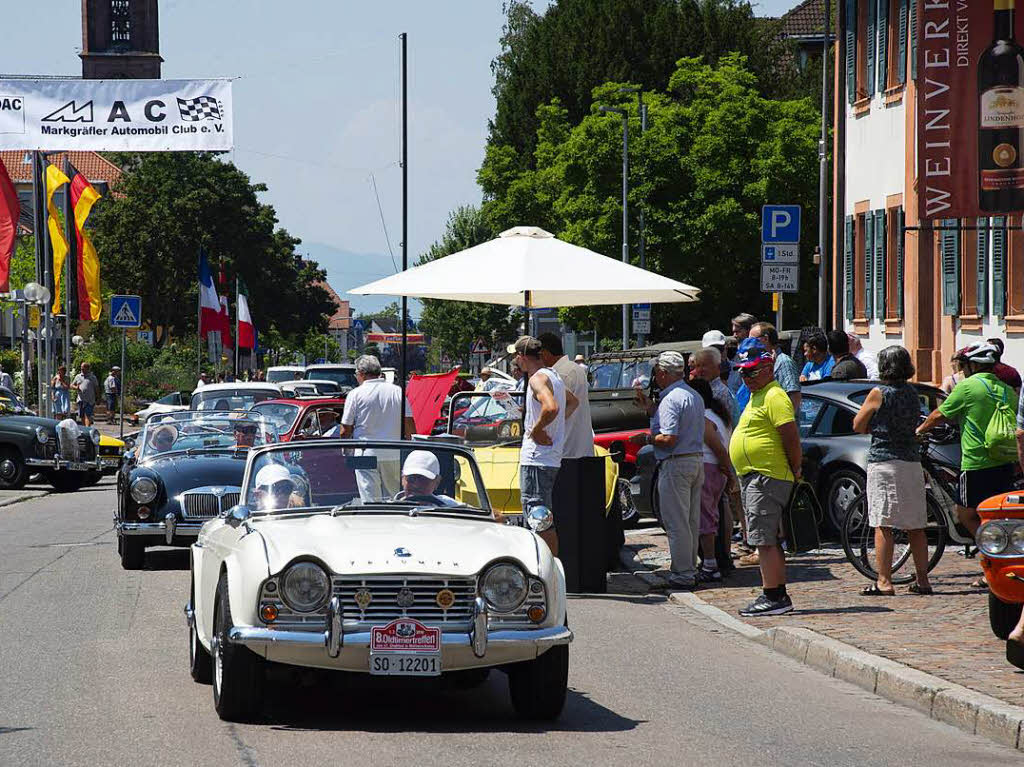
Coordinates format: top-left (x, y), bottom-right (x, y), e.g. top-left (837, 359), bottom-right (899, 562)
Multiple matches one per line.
top-left (119, 535), bottom-right (145, 570)
top-left (0, 448), bottom-right (27, 490)
top-left (212, 574), bottom-right (264, 722)
top-left (825, 468), bottom-right (865, 531)
top-left (841, 494), bottom-right (947, 585)
top-left (507, 644), bottom-right (569, 721)
top-left (989, 591), bottom-right (1022, 641)
top-left (617, 479), bottom-right (640, 529)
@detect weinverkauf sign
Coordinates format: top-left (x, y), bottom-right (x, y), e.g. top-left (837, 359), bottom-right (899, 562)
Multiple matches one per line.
top-left (918, 0), bottom-right (1024, 219)
top-left (0, 78), bottom-right (233, 151)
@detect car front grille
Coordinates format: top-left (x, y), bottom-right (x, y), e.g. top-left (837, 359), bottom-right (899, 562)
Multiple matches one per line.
top-left (179, 488), bottom-right (241, 519)
top-left (332, 575), bottom-right (477, 627)
top-left (41, 435), bottom-right (95, 461)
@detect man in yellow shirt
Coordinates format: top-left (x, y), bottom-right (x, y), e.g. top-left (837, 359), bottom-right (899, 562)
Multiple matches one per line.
top-left (730, 338), bottom-right (803, 617)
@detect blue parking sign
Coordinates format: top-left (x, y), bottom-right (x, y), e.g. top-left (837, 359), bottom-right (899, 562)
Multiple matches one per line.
top-left (761, 205), bottom-right (801, 243)
top-left (110, 295), bottom-right (142, 328)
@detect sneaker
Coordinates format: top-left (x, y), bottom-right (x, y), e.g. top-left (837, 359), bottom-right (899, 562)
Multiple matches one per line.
top-left (731, 531), bottom-right (744, 543)
top-left (737, 551), bottom-right (760, 566)
top-left (738, 593), bottom-right (793, 617)
top-left (666, 575), bottom-right (697, 591)
top-left (698, 567), bottom-right (722, 583)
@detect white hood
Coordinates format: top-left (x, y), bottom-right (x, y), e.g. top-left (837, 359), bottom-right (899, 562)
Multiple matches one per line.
top-left (254, 512), bottom-right (540, 578)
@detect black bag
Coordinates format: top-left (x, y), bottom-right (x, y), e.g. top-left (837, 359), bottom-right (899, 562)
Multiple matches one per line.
top-left (782, 480), bottom-right (822, 554)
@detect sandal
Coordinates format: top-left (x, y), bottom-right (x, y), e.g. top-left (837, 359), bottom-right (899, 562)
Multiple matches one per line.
top-left (969, 578), bottom-right (988, 590)
top-left (860, 584), bottom-right (895, 596)
top-left (907, 583), bottom-right (934, 595)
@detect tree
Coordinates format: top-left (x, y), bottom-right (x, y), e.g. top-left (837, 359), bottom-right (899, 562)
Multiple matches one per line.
top-left (480, 55), bottom-right (821, 340)
top-left (356, 301), bottom-right (401, 326)
top-left (90, 153), bottom-right (335, 347)
top-left (415, 206), bottom-right (521, 368)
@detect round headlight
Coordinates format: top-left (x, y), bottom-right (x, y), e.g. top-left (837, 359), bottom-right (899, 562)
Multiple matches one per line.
top-left (480, 563), bottom-right (528, 612)
top-left (1011, 525), bottom-right (1024, 555)
top-left (281, 562), bottom-right (330, 613)
top-left (35, 426), bottom-right (48, 444)
top-left (130, 476), bottom-right (158, 504)
top-left (978, 524), bottom-right (1009, 555)
top-left (89, 428), bottom-right (101, 445)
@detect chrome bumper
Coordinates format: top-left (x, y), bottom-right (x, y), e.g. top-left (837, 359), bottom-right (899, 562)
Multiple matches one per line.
top-left (115, 518), bottom-right (204, 539)
top-left (26, 456), bottom-right (103, 471)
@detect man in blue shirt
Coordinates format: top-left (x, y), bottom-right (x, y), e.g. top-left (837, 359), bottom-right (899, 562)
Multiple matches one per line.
top-left (800, 334), bottom-right (834, 381)
top-left (633, 351), bottom-right (730, 589)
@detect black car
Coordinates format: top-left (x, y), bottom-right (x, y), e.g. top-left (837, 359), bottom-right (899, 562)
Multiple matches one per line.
top-left (630, 379), bottom-right (961, 531)
top-left (114, 411), bottom-right (272, 570)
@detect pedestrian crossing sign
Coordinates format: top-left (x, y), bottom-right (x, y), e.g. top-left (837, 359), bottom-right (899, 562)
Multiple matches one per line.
top-left (110, 295), bottom-right (142, 328)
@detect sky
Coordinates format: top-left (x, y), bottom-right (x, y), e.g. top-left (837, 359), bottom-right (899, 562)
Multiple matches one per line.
top-left (5, 0), bottom-right (799, 318)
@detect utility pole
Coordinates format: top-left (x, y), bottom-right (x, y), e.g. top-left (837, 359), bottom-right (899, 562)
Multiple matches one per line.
top-left (599, 105), bottom-right (629, 350)
top-left (619, 87), bottom-right (647, 346)
top-left (817, 0), bottom-right (830, 330)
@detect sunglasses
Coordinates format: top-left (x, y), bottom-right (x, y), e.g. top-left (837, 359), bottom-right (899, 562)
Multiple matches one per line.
top-left (739, 365), bottom-right (762, 378)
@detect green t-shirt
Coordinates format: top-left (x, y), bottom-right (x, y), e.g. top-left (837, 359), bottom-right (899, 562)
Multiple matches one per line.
top-left (938, 372), bottom-right (1016, 471)
top-left (729, 380), bottom-right (796, 481)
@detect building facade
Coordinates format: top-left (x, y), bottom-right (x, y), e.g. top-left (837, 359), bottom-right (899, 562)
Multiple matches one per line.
top-left (81, 0), bottom-right (162, 79)
top-left (834, 0), bottom-right (1024, 383)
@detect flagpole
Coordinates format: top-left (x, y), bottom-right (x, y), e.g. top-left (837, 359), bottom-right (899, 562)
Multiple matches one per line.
top-left (40, 152), bottom-right (52, 420)
top-left (196, 247), bottom-right (201, 381)
top-left (62, 159), bottom-right (72, 376)
top-left (399, 31), bottom-right (408, 439)
top-left (234, 276), bottom-right (239, 378)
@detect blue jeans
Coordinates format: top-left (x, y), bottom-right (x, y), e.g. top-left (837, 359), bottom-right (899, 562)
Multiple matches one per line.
top-left (520, 464), bottom-right (559, 513)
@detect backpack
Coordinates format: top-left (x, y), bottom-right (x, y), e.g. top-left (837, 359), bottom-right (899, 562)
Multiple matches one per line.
top-left (979, 378), bottom-right (1018, 464)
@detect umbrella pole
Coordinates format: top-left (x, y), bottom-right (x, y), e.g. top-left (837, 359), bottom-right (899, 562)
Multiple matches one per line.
top-left (399, 31), bottom-right (409, 439)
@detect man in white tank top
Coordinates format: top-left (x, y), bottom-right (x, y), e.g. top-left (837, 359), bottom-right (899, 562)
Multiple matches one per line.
top-left (514, 336), bottom-right (578, 555)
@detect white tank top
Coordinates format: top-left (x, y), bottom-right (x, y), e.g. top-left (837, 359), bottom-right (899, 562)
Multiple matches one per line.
top-left (521, 367), bottom-right (566, 468)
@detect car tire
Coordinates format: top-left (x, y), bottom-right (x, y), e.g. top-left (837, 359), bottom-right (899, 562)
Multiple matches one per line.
top-left (84, 470), bottom-right (103, 486)
top-left (617, 479), bottom-right (640, 529)
top-left (0, 447), bottom-right (28, 490)
top-left (46, 471), bottom-right (88, 493)
top-left (212, 573), bottom-right (264, 722)
top-left (989, 591), bottom-right (1021, 641)
top-left (507, 644), bottom-right (569, 721)
top-left (824, 467), bottom-right (866, 531)
top-left (189, 575), bottom-right (213, 684)
top-left (119, 535), bottom-right (145, 570)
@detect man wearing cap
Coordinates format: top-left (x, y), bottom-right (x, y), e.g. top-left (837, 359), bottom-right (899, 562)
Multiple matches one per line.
top-left (730, 337), bottom-right (803, 616)
top-left (633, 351), bottom-right (723, 590)
top-left (514, 336), bottom-right (578, 556)
top-left (539, 333), bottom-right (594, 460)
top-left (232, 420), bottom-right (260, 449)
top-left (475, 367), bottom-right (493, 391)
top-left (749, 322), bottom-right (801, 410)
top-left (399, 450), bottom-right (458, 506)
top-left (253, 464), bottom-right (306, 511)
top-left (104, 366), bottom-right (121, 424)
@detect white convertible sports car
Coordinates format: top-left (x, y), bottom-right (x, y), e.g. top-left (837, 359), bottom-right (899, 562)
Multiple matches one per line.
top-left (186, 440), bottom-right (572, 722)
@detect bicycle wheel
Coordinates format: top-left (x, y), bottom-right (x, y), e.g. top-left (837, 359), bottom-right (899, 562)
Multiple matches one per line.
top-left (841, 493), bottom-right (947, 584)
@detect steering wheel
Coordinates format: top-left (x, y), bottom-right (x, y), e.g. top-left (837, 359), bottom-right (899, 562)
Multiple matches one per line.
top-left (392, 491), bottom-right (442, 505)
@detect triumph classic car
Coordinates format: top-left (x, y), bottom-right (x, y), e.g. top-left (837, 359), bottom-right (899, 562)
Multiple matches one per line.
top-left (114, 411), bottom-right (273, 570)
top-left (186, 440), bottom-right (571, 722)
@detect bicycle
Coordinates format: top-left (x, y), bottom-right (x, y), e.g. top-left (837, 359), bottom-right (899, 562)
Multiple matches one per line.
top-left (840, 430), bottom-right (976, 585)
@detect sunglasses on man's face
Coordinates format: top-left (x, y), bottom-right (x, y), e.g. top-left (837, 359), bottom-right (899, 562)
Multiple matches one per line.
top-left (739, 365), bottom-right (761, 378)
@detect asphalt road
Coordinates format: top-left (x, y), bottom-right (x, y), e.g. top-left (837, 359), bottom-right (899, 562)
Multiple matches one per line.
top-left (0, 480), bottom-right (1020, 767)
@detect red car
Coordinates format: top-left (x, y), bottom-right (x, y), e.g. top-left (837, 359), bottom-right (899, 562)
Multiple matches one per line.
top-left (250, 397), bottom-right (347, 442)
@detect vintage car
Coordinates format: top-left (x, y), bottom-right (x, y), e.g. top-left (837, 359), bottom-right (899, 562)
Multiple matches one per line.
top-left (114, 411), bottom-right (273, 570)
top-left (131, 390), bottom-right (191, 425)
top-left (302, 363), bottom-right (358, 392)
top-left (190, 382), bottom-right (282, 411)
top-left (977, 493), bottom-right (1024, 666)
top-left (278, 379), bottom-right (341, 397)
top-left (250, 397), bottom-right (347, 442)
top-left (445, 391), bottom-right (618, 523)
top-left (186, 440), bottom-right (571, 722)
top-left (0, 405), bottom-right (105, 491)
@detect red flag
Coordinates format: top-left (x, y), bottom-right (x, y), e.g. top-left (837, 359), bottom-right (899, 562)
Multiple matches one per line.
top-left (0, 160), bottom-right (19, 293)
top-left (406, 368), bottom-right (461, 435)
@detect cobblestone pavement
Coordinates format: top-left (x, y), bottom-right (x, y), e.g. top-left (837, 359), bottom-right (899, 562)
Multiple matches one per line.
top-left (624, 525), bottom-right (1024, 708)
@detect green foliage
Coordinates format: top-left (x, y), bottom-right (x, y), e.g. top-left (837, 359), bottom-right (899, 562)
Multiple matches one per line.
top-left (89, 152), bottom-right (335, 347)
top-left (300, 331), bottom-right (342, 364)
top-left (356, 302), bottom-right (401, 325)
top-left (480, 55), bottom-right (821, 338)
top-left (415, 206), bottom-right (521, 369)
top-left (71, 337), bottom-right (195, 405)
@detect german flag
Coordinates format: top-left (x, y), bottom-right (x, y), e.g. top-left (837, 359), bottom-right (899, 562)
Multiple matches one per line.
top-left (66, 161), bottom-right (102, 322)
top-left (46, 163), bottom-right (70, 310)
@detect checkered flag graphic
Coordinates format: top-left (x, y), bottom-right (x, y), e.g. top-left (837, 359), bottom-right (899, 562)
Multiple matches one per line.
top-left (177, 96), bottom-right (222, 122)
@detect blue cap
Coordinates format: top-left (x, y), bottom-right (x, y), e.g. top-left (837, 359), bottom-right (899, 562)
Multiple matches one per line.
top-left (734, 337), bottom-right (773, 369)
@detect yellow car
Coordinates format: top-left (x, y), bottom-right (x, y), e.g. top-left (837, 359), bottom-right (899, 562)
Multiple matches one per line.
top-left (98, 434), bottom-right (126, 474)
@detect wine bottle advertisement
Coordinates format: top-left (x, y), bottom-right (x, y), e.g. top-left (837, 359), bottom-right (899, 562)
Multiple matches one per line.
top-left (918, 0), bottom-right (1024, 219)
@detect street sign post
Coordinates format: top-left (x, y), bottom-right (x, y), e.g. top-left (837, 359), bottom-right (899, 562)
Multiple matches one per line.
top-left (761, 206), bottom-right (802, 328)
top-left (109, 295), bottom-right (141, 439)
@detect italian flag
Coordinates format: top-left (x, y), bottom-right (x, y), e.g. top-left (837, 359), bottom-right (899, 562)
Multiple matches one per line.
top-left (237, 279), bottom-right (255, 349)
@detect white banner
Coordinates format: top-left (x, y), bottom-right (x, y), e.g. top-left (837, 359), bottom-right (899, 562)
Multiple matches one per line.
top-left (0, 79), bottom-right (233, 151)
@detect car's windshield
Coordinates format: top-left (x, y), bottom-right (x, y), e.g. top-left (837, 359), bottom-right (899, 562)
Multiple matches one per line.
top-left (267, 369), bottom-right (302, 384)
top-left (191, 388), bottom-right (280, 411)
top-left (250, 403), bottom-right (300, 435)
top-left (304, 368), bottom-right (358, 390)
top-left (590, 358), bottom-right (654, 389)
top-left (140, 411), bottom-right (276, 459)
top-left (155, 391), bottom-right (183, 405)
top-left (243, 442), bottom-right (490, 515)
top-left (449, 391), bottom-right (524, 446)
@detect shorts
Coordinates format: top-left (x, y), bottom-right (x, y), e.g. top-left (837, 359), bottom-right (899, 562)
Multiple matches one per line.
top-left (739, 472), bottom-right (793, 547)
top-left (105, 393), bottom-right (117, 411)
top-left (521, 464), bottom-right (559, 513)
top-left (77, 401), bottom-right (94, 418)
top-left (959, 463), bottom-right (1016, 509)
top-left (867, 460), bottom-right (926, 530)
top-left (700, 463), bottom-right (727, 536)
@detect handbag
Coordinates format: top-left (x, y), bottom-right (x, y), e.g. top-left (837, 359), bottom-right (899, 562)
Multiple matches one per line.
top-left (782, 480), bottom-right (822, 554)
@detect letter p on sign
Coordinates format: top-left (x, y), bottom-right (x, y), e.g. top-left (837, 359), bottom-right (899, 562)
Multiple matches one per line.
top-left (761, 205), bottom-right (801, 243)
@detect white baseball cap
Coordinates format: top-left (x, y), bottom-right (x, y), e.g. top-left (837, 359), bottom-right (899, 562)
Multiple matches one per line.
top-left (702, 330), bottom-right (727, 348)
top-left (402, 450), bottom-right (440, 480)
top-left (255, 463), bottom-right (293, 489)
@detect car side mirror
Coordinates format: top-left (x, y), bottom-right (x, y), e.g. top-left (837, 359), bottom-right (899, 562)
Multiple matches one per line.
top-left (225, 505), bottom-right (251, 528)
top-left (526, 505), bottom-right (553, 532)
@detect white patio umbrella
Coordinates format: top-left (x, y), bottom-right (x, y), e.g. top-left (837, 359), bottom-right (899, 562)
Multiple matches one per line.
top-left (348, 226), bottom-right (700, 308)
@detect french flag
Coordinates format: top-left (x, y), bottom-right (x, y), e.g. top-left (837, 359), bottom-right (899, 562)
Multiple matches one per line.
top-left (199, 249), bottom-right (221, 339)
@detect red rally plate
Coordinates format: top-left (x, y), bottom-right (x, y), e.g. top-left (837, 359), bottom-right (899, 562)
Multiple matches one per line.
top-left (369, 618), bottom-right (442, 676)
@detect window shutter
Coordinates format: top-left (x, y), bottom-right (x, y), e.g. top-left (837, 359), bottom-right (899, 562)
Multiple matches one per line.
top-left (877, 0), bottom-right (889, 92)
top-left (993, 216), bottom-right (1006, 317)
top-left (910, 0), bottom-right (917, 79)
top-left (865, 213), bottom-right (875, 318)
top-left (847, 0), bottom-right (858, 104)
top-left (845, 216), bottom-right (855, 320)
top-left (867, 0), bottom-right (877, 97)
top-left (874, 209), bottom-right (886, 318)
top-left (898, 0), bottom-right (908, 83)
top-left (941, 219), bottom-right (960, 315)
top-left (977, 217), bottom-right (989, 317)
top-left (895, 207), bottom-right (905, 319)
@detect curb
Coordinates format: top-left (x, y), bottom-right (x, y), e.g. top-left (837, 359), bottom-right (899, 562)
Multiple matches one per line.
top-left (669, 591), bottom-right (1024, 752)
top-left (0, 490), bottom-right (48, 508)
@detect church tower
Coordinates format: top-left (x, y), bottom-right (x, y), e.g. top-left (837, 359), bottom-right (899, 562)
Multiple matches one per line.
top-left (80, 0), bottom-right (162, 79)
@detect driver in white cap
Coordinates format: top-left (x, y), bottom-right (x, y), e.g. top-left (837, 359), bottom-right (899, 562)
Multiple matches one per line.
top-left (398, 450), bottom-right (458, 506)
top-left (252, 463), bottom-right (306, 510)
